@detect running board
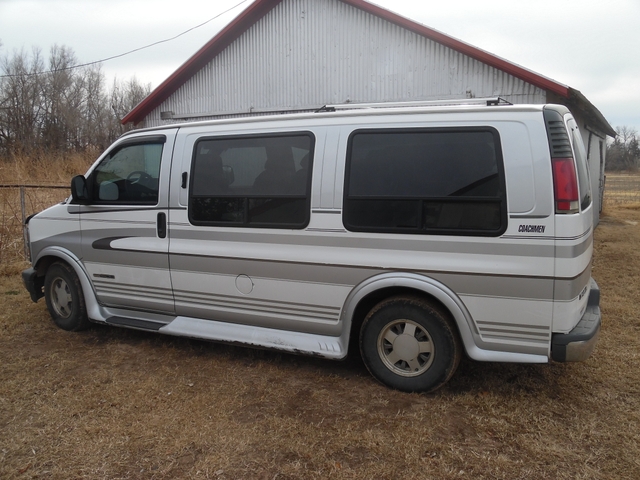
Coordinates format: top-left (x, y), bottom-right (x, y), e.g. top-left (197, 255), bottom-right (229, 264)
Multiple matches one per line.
top-left (105, 316), bottom-right (167, 331)
top-left (159, 317), bottom-right (347, 360)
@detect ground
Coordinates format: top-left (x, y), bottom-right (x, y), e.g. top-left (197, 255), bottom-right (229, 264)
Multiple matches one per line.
top-left (0, 203), bottom-right (639, 479)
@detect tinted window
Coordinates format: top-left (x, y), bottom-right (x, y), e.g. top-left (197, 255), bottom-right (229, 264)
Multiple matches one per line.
top-left (189, 134), bottom-right (313, 227)
top-left (570, 127), bottom-right (592, 211)
top-left (344, 128), bottom-right (506, 235)
top-left (92, 141), bottom-right (164, 204)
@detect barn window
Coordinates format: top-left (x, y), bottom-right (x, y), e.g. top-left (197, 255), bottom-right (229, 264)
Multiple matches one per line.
top-left (343, 128), bottom-right (507, 236)
top-left (189, 133), bottom-right (314, 228)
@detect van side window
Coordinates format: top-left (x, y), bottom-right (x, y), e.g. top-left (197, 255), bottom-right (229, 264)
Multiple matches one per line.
top-left (343, 128), bottom-right (507, 236)
top-left (92, 141), bottom-right (164, 204)
top-left (189, 133), bottom-right (314, 227)
top-left (570, 128), bottom-right (592, 211)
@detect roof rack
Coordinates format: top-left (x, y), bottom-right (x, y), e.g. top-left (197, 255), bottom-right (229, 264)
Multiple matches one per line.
top-left (316, 97), bottom-right (512, 112)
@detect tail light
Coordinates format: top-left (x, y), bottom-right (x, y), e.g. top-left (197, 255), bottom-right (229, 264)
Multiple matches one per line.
top-left (552, 157), bottom-right (579, 214)
top-left (544, 107), bottom-right (580, 215)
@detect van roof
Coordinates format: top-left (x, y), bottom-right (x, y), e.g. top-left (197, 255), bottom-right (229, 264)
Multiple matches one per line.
top-left (120, 101), bottom-right (551, 138)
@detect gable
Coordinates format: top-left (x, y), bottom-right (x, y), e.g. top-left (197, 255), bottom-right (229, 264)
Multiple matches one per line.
top-left (128, 0), bottom-right (555, 127)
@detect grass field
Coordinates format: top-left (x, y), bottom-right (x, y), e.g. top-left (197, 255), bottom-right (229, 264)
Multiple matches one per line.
top-left (604, 173), bottom-right (640, 204)
top-left (0, 153), bottom-right (93, 269)
top-left (1, 172), bottom-right (640, 478)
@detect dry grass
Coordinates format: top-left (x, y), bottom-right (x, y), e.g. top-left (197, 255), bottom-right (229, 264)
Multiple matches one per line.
top-left (604, 173), bottom-right (640, 204)
top-left (0, 199), bottom-right (639, 478)
top-left (0, 159), bottom-right (639, 478)
top-left (0, 152), bottom-right (94, 268)
top-left (0, 150), bottom-right (96, 186)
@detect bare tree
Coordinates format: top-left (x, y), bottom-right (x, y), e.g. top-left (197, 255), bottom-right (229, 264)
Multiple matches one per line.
top-left (41, 45), bottom-right (80, 150)
top-left (82, 65), bottom-right (112, 151)
top-left (109, 76), bottom-right (151, 138)
top-left (0, 47), bottom-right (45, 154)
top-left (606, 126), bottom-right (640, 171)
top-left (0, 45), bottom-right (151, 158)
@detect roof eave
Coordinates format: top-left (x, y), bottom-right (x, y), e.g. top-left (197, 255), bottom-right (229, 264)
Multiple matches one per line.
top-left (567, 88), bottom-right (616, 138)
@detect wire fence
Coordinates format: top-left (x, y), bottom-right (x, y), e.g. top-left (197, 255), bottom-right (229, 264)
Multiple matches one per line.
top-left (0, 174), bottom-right (638, 265)
top-left (603, 173), bottom-right (640, 205)
top-left (0, 184), bottom-right (69, 265)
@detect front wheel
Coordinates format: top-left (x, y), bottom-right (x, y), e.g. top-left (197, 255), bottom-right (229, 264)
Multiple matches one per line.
top-left (359, 295), bottom-right (461, 392)
top-left (44, 262), bottom-right (89, 331)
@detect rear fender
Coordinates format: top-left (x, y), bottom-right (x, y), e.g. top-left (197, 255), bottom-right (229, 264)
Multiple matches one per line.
top-left (341, 273), bottom-right (476, 347)
top-left (342, 272), bottom-right (547, 363)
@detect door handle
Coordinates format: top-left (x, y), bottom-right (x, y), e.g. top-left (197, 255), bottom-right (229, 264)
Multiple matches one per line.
top-left (157, 212), bottom-right (167, 239)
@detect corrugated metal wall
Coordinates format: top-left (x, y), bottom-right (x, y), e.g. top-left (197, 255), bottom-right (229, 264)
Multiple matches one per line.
top-left (573, 109), bottom-right (606, 226)
top-left (145, 0), bottom-right (547, 127)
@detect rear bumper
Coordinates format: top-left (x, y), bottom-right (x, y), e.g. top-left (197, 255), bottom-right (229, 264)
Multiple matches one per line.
top-left (551, 279), bottom-right (601, 362)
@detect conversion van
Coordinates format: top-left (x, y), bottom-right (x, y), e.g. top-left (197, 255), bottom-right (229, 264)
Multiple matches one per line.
top-left (22, 100), bottom-right (601, 392)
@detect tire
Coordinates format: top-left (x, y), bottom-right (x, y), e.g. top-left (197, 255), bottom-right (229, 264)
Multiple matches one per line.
top-left (359, 295), bottom-right (461, 393)
top-left (44, 262), bottom-right (90, 332)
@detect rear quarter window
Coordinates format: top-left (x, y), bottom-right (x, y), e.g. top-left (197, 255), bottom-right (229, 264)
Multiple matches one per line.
top-left (568, 121), bottom-right (592, 211)
top-left (343, 128), bottom-right (507, 236)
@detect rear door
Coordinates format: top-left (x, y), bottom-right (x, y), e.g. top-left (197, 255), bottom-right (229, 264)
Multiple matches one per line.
top-left (552, 114), bottom-right (594, 333)
top-left (79, 130), bottom-right (177, 314)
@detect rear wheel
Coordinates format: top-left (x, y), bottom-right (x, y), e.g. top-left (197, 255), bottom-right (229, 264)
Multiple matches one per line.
top-left (44, 262), bottom-right (89, 331)
top-left (359, 295), bottom-right (461, 392)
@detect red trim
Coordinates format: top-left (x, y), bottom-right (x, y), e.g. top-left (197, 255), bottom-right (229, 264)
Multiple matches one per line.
top-left (123, 0), bottom-right (569, 125)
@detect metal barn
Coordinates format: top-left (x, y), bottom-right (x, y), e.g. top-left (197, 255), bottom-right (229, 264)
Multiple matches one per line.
top-left (122, 0), bottom-right (615, 222)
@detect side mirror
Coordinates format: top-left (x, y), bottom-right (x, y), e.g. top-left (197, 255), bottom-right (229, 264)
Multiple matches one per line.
top-left (71, 175), bottom-right (90, 204)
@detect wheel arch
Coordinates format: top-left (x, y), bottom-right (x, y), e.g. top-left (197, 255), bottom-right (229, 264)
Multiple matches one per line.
top-left (342, 272), bottom-right (479, 359)
top-left (33, 247), bottom-right (103, 322)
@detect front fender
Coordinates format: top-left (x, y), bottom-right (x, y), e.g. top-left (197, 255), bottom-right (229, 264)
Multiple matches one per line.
top-left (33, 247), bottom-right (104, 323)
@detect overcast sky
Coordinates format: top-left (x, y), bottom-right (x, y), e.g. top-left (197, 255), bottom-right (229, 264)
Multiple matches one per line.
top-left (1, 0), bottom-right (639, 135)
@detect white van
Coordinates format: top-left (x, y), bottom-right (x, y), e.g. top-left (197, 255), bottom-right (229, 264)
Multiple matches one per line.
top-left (22, 100), bottom-right (601, 392)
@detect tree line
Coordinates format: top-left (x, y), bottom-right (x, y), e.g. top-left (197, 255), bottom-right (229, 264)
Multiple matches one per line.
top-left (606, 126), bottom-right (640, 171)
top-left (0, 44), bottom-right (150, 158)
top-left (1, 43), bottom-right (638, 172)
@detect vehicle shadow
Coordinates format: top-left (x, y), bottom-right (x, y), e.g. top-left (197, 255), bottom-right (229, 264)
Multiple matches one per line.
top-left (79, 321), bottom-right (567, 398)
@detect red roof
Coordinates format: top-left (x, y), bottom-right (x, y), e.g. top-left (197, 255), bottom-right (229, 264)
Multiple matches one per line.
top-left (122, 0), bottom-right (573, 125)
